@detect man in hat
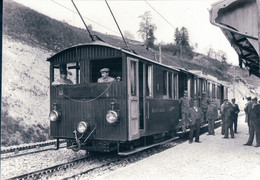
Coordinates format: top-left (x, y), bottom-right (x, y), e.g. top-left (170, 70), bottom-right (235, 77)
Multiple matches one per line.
top-left (244, 97), bottom-right (260, 146)
top-left (223, 102), bottom-right (235, 139)
top-left (52, 65), bottom-right (73, 85)
top-left (207, 99), bottom-right (218, 135)
top-left (231, 98), bottom-right (240, 133)
top-left (244, 96), bottom-right (252, 125)
top-left (201, 92), bottom-right (209, 123)
top-left (188, 100), bottom-right (204, 143)
top-left (98, 68), bottom-right (115, 83)
top-left (220, 99), bottom-right (229, 135)
top-left (244, 97), bottom-right (260, 147)
top-left (179, 90), bottom-right (191, 132)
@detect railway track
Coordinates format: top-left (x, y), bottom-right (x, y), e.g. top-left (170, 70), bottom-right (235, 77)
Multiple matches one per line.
top-left (1, 139), bottom-right (66, 154)
top-left (5, 120), bottom-right (222, 180)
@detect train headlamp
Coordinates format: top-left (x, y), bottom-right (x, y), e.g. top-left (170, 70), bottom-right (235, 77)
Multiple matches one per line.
top-left (106, 110), bottom-right (118, 124)
top-left (49, 110), bottom-right (59, 122)
top-left (77, 121), bottom-right (88, 133)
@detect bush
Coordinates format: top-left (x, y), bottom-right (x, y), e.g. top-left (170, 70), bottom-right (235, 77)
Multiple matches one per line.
top-left (1, 109), bottom-right (50, 146)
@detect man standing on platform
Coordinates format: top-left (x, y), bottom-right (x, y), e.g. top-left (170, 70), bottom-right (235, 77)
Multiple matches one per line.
top-left (179, 90), bottom-right (191, 132)
top-left (188, 100), bottom-right (204, 143)
top-left (231, 98), bottom-right (240, 133)
top-left (244, 97), bottom-right (260, 147)
top-left (223, 102), bottom-right (235, 139)
top-left (201, 92), bottom-right (209, 123)
top-left (244, 97), bottom-right (252, 124)
top-left (220, 99), bottom-right (229, 135)
top-left (207, 99), bottom-right (218, 135)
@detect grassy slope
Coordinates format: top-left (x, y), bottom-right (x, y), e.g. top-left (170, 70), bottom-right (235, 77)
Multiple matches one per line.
top-left (2, 0), bottom-right (259, 146)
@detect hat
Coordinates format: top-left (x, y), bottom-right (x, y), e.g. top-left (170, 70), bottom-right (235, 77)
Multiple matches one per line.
top-left (231, 98), bottom-right (235, 101)
top-left (252, 97), bottom-right (258, 101)
top-left (224, 98), bottom-right (228, 101)
top-left (100, 68), bottom-right (110, 72)
top-left (246, 96), bottom-right (251, 100)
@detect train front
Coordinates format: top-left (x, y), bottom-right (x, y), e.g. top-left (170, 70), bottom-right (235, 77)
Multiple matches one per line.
top-left (48, 42), bottom-right (127, 152)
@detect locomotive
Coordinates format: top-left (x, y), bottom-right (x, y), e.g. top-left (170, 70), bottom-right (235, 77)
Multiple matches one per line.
top-left (48, 40), bottom-right (227, 155)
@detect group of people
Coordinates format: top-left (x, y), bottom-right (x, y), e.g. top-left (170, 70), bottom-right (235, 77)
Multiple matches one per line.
top-left (243, 96), bottom-right (260, 147)
top-left (220, 98), bottom-right (240, 139)
top-left (180, 90), bottom-right (260, 147)
top-left (179, 91), bottom-right (218, 143)
top-left (52, 66), bottom-right (115, 85)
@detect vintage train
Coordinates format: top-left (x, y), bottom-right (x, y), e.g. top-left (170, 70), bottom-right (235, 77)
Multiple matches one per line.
top-left (48, 40), bottom-right (228, 155)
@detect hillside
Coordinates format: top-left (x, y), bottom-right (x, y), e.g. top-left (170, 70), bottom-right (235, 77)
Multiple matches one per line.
top-left (2, 0), bottom-right (260, 146)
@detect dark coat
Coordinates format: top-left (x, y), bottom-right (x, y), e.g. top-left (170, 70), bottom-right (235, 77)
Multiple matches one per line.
top-left (188, 107), bottom-right (204, 126)
top-left (232, 103), bottom-right (240, 118)
top-left (249, 104), bottom-right (260, 126)
top-left (225, 104), bottom-right (235, 123)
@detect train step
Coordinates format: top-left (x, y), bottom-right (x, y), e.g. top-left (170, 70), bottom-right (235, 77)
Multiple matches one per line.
top-left (118, 136), bottom-right (179, 156)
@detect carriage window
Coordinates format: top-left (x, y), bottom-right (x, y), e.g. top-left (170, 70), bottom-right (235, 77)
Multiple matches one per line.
top-left (163, 71), bottom-right (168, 96)
top-left (173, 74), bottom-right (178, 99)
top-left (130, 61), bottom-right (137, 96)
top-left (145, 64), bottom-right (152, 97)
top-left (207, 82), bottom-right (211, 98)
top-left (52, 63), bottom-right (80, 85)
top-left (90, 58), bottom-right (122, 83)
top-left (168, 72), bottom-right (173, 98)
top-left (212, 84), bottom-right (216, 98)
top-left (194, 79), bottom-right (197, 96)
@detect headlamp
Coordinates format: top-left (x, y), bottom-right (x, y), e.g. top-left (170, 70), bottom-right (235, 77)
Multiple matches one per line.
top-left (106, 110), bottom-right (118, 124)
top-left (49, 110), bottom-right (59, 122)
top-left (77, 121), bottom-right (88, 133)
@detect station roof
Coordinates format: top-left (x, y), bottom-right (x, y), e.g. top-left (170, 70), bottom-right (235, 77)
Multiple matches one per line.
top-left (210, 0), bottom-right (260, 78)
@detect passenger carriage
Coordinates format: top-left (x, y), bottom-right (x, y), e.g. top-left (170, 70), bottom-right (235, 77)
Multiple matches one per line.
top-left (48, 41), bottom-right (227, 154)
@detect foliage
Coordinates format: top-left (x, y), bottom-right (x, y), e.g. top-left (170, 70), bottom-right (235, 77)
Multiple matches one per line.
top-left (138, 11), bottom-right (157, 48)
top-left (1, 109), bottom-right (50, 146)
top-left (173, 27), bottom-right (194, 58)
top-left (124, 30), bottom-right (135, 40)
top-left (205, 47), bottom-right (227, 62)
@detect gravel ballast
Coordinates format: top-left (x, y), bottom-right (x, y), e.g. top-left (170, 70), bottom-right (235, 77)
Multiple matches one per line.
top-left (93, 114), bottom-right (260, 180)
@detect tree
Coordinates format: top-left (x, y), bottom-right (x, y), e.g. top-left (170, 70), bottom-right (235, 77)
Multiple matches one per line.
top-left (138, 11), bottom-right (157, 48)
top-left (123, 30), bottom-right (135, 40)
top-left (173, 26), bottom-right (193, 57)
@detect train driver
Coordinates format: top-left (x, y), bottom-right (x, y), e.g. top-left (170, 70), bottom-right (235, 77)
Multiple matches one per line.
top-left (98, 68), bottom-right (116, 83)
top-left (52, 65), bottom-right (73, 85)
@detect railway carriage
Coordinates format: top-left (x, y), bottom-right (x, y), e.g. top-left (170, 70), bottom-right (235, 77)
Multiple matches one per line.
top-left (48, 41), bottom-right (227, 154)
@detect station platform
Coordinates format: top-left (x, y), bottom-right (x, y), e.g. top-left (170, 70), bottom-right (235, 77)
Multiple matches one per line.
top-left (94, 114), bottom-right (260, 180)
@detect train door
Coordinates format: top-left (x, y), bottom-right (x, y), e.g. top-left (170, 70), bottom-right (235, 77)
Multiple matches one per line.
top-left (127, 57), bottom-right (140, 141)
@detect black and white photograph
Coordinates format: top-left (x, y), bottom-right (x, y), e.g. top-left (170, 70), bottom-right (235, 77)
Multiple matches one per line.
top-left (1, 0), bottom-right (260, 179)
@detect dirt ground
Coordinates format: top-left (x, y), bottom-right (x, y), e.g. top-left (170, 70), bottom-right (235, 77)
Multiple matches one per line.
top-left (93, 114), bottom-right (260, 180)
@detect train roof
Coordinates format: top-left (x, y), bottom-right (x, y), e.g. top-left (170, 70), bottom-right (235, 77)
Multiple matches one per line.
top-left (47, 40), bottom-right (180, 72)
top-left (210, 0), bottom-right (260, 78)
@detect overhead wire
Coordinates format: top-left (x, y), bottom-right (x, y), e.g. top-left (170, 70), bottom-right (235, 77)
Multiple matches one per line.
top-left (144, 0), bottom-right (176, 30)
top-left (50, 0), bottom-right (120, 35)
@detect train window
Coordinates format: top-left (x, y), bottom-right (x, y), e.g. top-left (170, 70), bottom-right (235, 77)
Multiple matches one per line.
top-left (207, 82), bottom-right (211, 98)
top-left (173, 74), bottom-right (178, 99)
top-left (168, 72), bottom-right (173, 98)
top-left (145, 64), bottom-right (153, 97)
top-left (90, 58), bottom-right (122, 83)
top-left (130, 61), bottom-right (137, 96)
top-left (187, 78), bottom-right (191, 98)
top-left (212, 84), bottom-right (215, 98)
top-left (52, 63), bottom-right (80, 85)
top-left (194, 79), bottom-right (197, 96)
top-left (163, 71), bottom-right (168, 97)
